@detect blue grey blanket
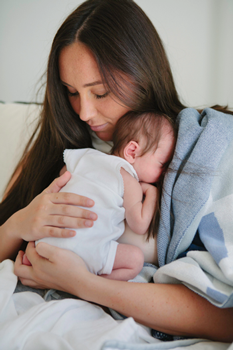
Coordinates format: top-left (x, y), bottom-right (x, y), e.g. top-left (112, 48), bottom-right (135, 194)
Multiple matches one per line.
top-left (156, 107), bottom-right (233, 308)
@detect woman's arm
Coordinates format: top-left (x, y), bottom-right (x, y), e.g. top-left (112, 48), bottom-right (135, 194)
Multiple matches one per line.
top-left (0, 171), bottom-right (97, 262)
top-left (14, 242), bottom-right (233, 343)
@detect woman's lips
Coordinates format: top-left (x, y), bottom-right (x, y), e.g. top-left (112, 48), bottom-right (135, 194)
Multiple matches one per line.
top-left (89, 123), bottom-right (108, 132)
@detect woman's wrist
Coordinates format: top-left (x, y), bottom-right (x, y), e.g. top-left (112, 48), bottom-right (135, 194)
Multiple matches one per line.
top-left (77, 273), bottom-right (121, 309)
top-left (64, 268), bottom-right (94, 299)
top-left (0, 216), bottom-right (23, 261)
top-left (65, 265), bottom-right (113, 304)
top-left (4, 211), bottom-right (23, 241)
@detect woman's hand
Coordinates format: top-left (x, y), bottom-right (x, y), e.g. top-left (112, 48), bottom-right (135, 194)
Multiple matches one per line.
top-left (9, 171), bottom-right (97, 243)
top-left (0, 171), bottom-right (97, 262)
top-left (15, 241), bottom-right (90, 292)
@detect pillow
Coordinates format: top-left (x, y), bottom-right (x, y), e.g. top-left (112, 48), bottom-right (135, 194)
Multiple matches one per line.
top-left (0, 103), bottom-right (41, 200)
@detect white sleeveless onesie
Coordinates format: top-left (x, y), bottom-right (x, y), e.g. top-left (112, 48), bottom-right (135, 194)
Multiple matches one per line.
top-left (37, 148), bottom-right (139, 275)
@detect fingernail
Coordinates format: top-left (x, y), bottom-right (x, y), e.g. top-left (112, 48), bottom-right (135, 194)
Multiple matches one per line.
top-left (69, 230), bottom-right (76, 237)
top-left (85, 220), bottom-right (93, 227)
top-left (87, 199), bottom-right (94, 206)
top-left (89, 213), bottom-right (97, 220)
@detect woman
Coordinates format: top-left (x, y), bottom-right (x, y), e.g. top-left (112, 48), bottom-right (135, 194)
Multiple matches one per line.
top-left (0, 0), bottom-right (232, 342)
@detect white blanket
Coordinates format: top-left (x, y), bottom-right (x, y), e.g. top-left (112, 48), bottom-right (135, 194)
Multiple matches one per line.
top-left (0, 260), bottom-right (232, 350)
top-left (0, 260), bottom-right (158, 350)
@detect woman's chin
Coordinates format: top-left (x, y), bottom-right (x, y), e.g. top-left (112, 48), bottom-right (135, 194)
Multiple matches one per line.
top-left (95, 131), bottom-right (112, 142)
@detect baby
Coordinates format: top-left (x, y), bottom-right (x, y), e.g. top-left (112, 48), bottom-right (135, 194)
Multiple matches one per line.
top-left (23, 111), bottom-right (175, 281)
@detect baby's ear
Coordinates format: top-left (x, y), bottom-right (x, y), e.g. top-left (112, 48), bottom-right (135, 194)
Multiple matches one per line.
top-left (123, 141), bottom-right (141, 164)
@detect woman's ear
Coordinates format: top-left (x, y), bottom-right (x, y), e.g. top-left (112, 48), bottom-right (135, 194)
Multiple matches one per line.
top-left (123, 141), bottom-right (141, 164)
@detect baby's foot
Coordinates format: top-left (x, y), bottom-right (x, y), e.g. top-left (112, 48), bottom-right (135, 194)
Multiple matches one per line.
top-left (22, 253), bottom-right (32, 266)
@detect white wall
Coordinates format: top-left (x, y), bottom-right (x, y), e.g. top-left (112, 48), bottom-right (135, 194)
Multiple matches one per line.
top-left (0, 0), bottom-right (233, 108)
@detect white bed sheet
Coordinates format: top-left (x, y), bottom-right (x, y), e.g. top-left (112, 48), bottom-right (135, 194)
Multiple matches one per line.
top-left (0, 260), bottom-right (232, 350)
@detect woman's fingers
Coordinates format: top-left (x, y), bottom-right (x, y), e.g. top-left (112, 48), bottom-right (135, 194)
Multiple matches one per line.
top-left (15, 242), bottom-right (89, 292)
top-left (50, 191), bottom-right (95, 208)
top-left (48, 209), bottom-right (97, 227)
top-left (35, 242), bottom-right (89, 283)
top-left (35, 193), bottom-right (98, 236)
top-left (15, 244), bottom-right (49, 289)
top-left (11, 172), bottom-right (97, 243)
top-left (35, 242), bottom-right (58, 261)
top-left (48, 203), bottom-right (97, 221)
top-left (42, 171), bottom-right (96, 210)
top-left (31, 193), bottom-right (97, 226)
top-left (35, 205), bottom-right (98, 238)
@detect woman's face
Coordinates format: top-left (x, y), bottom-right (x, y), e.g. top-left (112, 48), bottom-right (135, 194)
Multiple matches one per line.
top-left (59, 41), bottom-right (130, 141)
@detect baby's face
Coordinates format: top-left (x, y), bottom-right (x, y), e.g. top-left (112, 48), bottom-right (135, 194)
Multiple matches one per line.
top-left (133, 121), bottom-right (175, 183)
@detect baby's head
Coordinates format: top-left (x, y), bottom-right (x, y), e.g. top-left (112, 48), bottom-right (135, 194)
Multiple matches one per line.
top-left (112, 111), bottom-right (176, 183)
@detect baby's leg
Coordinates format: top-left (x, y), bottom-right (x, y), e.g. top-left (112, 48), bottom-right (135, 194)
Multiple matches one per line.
top-left (101, 243), bottom-right (144, 281)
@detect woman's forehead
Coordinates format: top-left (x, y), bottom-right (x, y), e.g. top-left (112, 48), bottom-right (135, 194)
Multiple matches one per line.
top-left (59, 42), bottom-right (101, 84)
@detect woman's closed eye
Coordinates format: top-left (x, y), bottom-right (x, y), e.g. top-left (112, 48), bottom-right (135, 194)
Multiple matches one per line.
top-left (67, 90), bottom-right (79, 97)
top-left (67, 90), bottom-right (109, 99)
top-left (95, 91), bottom-right (110, 99)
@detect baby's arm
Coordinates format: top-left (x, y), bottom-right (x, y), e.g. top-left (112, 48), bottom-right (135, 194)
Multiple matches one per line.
top-left (120, 168), bottom-right (157, 235)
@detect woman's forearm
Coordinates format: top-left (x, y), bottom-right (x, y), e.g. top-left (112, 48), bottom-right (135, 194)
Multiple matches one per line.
top-left (75, 274), bottom-right (233, 342)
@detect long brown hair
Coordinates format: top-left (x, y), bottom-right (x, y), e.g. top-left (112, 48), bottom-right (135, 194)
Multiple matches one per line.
top-left (1, 0), bottom-right (231, 226)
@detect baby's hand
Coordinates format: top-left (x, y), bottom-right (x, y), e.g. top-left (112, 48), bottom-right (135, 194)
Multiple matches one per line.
top-left (140, 183), bottom-right (158, 204)
top-left (140, 182), bottom-right (156, 194)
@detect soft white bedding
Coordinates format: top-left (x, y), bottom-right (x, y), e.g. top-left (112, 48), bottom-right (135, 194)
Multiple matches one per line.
top-left (0, 260), bottom-right (157, 350)
top-left (0, 260), bottom-right (232, 350)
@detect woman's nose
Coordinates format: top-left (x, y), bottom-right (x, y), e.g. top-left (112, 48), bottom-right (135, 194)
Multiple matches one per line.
top-left (79, 96), bottom-right (97, 122)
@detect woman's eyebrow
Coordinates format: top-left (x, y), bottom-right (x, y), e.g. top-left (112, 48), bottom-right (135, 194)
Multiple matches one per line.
top-left (83, 80), bottom-right (103, 88)
top-left (61, 80), bottom-right (103, 88)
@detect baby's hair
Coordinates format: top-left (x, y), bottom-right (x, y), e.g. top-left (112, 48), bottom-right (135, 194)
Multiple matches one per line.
top-left (112, 111), bottom-right (176, 240)
top-left (111, 110), bottom-right (172, 157)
